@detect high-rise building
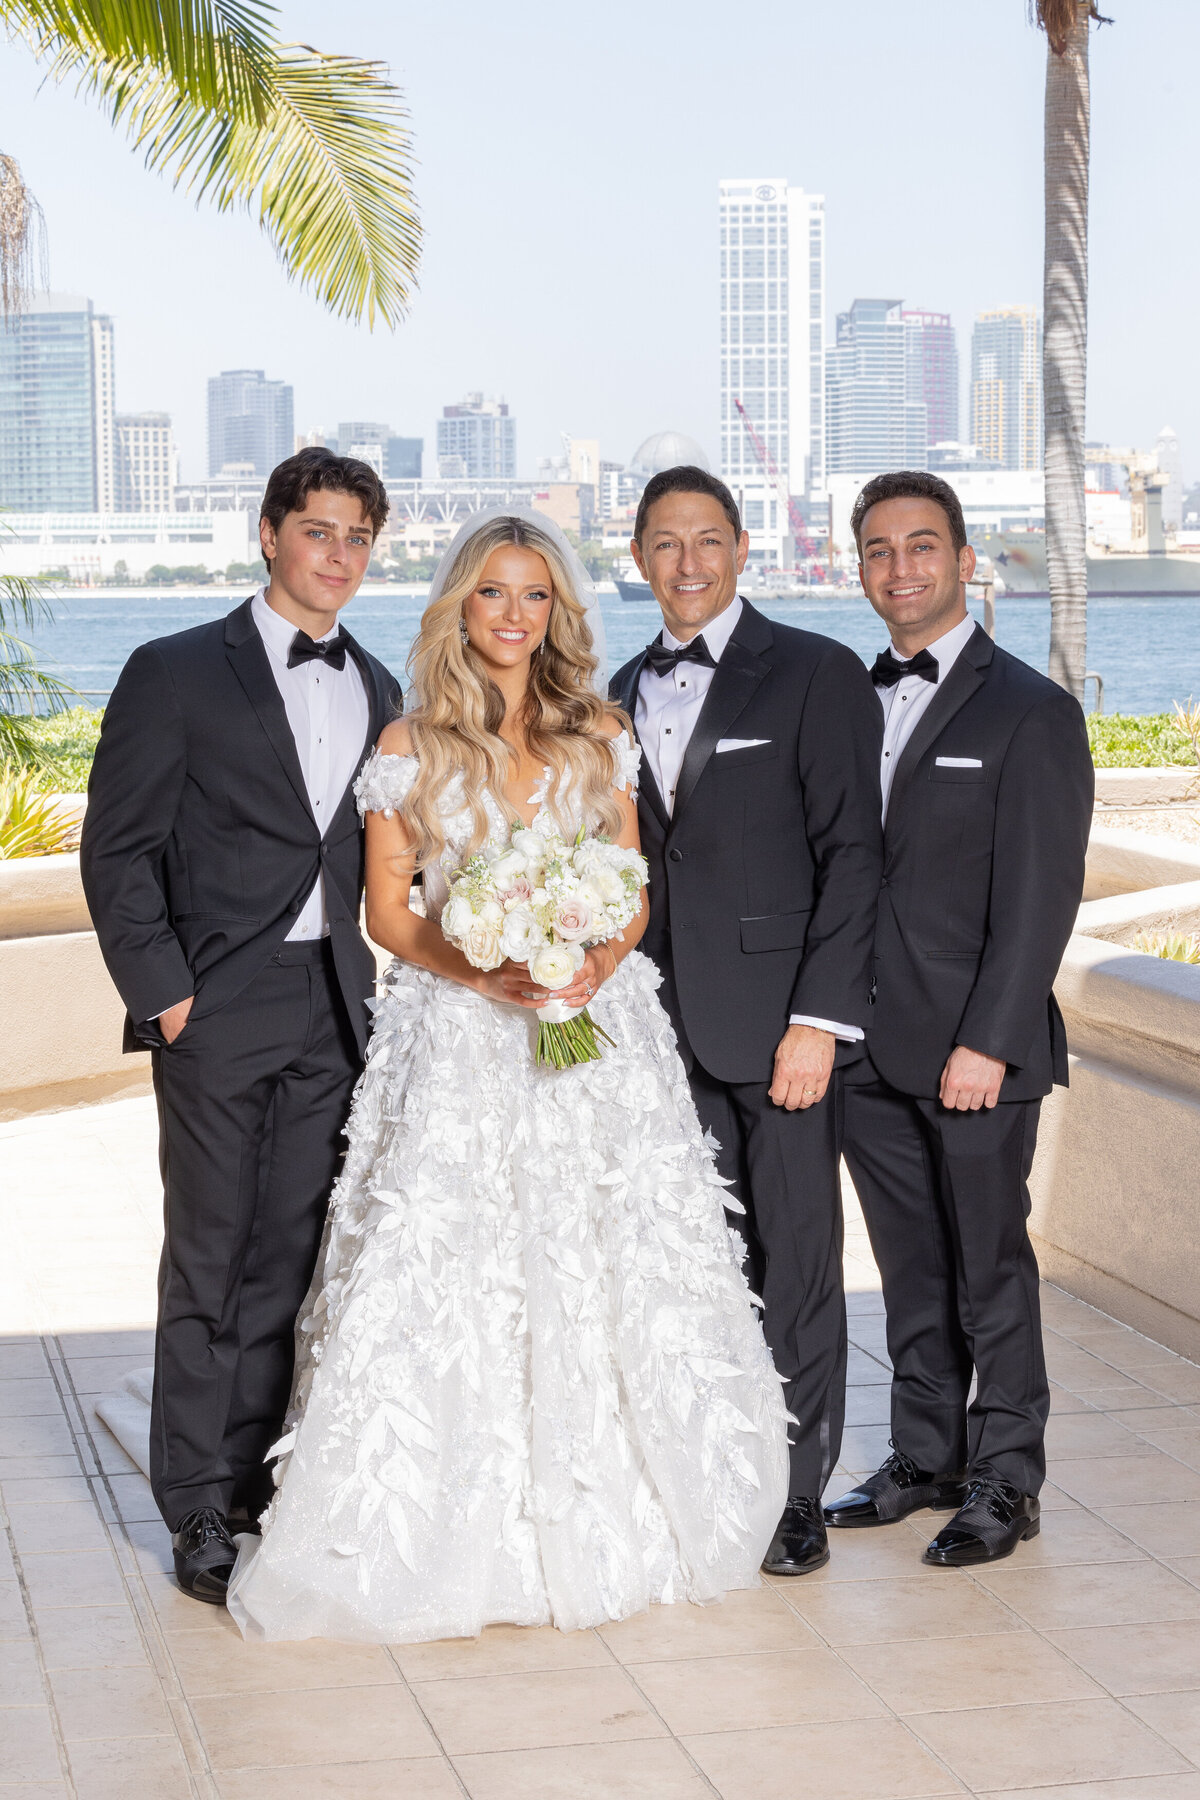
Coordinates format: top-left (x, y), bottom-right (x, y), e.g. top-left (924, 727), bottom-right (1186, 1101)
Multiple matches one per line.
top-left (825, 299), bottom-right (927, 477)
top-left (437, 394), bottom-right (515, 479)
top-left (335, 421), bottom-right (423, 479)
top-left (207, 369), bottom-right (294, 477)
top-left (903, 310), bottom-right (958, 448)
top-left (115, 412), bottom-right (176, 513)
top-left (970, 308), bottom-right (1042, 470)
top-left (719, 177), bottom-right (826, 544)
top-left (0, 293), bottom-right (116, 511)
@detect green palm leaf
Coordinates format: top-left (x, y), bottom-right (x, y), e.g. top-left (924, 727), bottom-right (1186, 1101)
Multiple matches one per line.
top-left (4, 0), bottom-right (277, 119)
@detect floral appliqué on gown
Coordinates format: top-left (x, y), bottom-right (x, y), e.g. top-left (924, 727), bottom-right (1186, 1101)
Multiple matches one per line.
top-left (227, 732), bottom-right (789, 1643)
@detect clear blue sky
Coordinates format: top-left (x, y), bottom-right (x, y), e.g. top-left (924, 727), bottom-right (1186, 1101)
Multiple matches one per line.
top-left (3, 0), bottom-right (1193, 482)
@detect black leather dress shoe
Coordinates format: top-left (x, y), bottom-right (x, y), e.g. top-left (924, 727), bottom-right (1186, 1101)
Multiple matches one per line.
top-left (923, 1477), bottom-right (1040, 1567)
top-left (762, 1497), bottom-right (830, 1575)
top-left (825, 1449), bottom-right (968, 1529)
top-left (172, 1508), bottom-right (237, 1604)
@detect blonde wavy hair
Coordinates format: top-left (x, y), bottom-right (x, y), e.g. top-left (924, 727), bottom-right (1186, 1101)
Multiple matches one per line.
top-left (401, 516), bottom-right (628, 868)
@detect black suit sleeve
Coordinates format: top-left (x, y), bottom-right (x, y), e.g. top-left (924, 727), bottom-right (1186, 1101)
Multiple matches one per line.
top-left (956, 689), bottom-right (1093, 1069)
top-left (789, 644), bottom-right (884, 1031)
top-left (80, 643), bottom-right (194, 1027)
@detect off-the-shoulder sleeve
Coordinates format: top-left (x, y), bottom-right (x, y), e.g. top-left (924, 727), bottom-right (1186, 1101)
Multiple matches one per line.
top-left (610, 727), bottom-right (641, 795)
top-left (355, 749), bottom-right (419, 818)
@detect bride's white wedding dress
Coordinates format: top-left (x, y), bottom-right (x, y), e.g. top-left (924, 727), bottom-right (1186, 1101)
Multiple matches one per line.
top-left (226, 734), bottom-right (788, 1643)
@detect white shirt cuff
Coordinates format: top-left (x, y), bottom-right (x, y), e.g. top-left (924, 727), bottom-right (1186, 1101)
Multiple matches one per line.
top-left (789, 1014), bottom-right (865, 1043)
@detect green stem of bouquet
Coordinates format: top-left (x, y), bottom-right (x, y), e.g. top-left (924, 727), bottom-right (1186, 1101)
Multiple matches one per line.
top-left (535, 1007), bottom-right (617, 1070)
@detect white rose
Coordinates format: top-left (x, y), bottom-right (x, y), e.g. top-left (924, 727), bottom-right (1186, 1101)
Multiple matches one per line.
top-left (490, 847), bottom-right (527, 887)
top-left (478, 898), bottom-right (504, 928)
top-left (592, 866), bottom-right (627, 904)
top-left (529, 942), bottom-right (585, 989)
top-left (530, 885), bottom-right (549, 907)
top-left (573, 878), bottom-right (606, 914)
top-left (462, 919), bottom-right (506, 970)
top-left (501, 905), bottom-right (545, 962)
top-left (440, 894), bottom-right (474, 942)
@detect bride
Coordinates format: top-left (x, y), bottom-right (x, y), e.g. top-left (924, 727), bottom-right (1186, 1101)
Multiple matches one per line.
top-left (226, 508), bottom-right (788, 1644)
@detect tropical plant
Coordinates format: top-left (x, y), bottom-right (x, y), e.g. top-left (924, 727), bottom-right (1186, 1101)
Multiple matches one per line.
top-left (1087, 710), bottom-right (1195, 769)
top-left (0, 568), bottom-right (76, 763)
top-left (0, 760), bottom-right (81, 856)
top-left (1035, 0), bottom-right (1110, 702)
top-left (20, 704), bottom-right (102, 791)
top-left (1, 1), bottom-right (421, 328)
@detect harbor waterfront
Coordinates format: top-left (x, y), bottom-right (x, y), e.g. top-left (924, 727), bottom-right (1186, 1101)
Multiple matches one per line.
top-left (21, 585), bottom-right (1200, 717)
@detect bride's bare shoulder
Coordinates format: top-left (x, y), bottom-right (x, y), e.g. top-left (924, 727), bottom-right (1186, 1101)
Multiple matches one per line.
top-left (377, 717), bottom-right (415, 758)
top-left (599, 708), bottom-right (631, 741)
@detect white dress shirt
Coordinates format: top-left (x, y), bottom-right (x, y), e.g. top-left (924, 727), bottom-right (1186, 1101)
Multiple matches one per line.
top-left (251, 588), bottom-right (369, 940)
top-left (635, 594), bottom-right (859, 1043)
top-left (876, 611), bottom-right (977, 821)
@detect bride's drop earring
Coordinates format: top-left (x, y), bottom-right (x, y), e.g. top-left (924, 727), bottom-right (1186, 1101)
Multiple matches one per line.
top-left (459, 619), bottom-right (469, 647)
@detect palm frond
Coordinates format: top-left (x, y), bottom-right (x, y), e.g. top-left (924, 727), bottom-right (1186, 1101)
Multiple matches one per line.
top-left (65, 42), bottom-right (420, 326)
top-left (0, 568), bottom-right (55, 633)
top-left (0, 626), bottom-right (76, 712)
top-left (3, 0), bottom-right (278, 120)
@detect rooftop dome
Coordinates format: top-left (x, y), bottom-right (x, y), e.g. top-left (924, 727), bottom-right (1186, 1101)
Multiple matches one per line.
top-left (629, 431), bottom-right (710, 476)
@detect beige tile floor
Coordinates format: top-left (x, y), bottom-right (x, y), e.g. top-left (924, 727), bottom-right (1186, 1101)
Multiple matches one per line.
top-left (2, 1095), bottom-right (1200, 1799)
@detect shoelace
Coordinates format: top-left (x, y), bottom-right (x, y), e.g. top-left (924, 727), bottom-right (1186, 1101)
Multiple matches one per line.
top-left (961, 1476), bottom-right (1022, 1523)
top-left (880, 1447), bottom-right (923, 1485)
top-left (178, 1507), bottom-right (233, 1550)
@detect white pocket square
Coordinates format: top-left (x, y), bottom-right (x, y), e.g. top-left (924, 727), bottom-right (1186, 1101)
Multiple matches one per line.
top-left (716, 737), bottom-right (771, 753)
top-left (935, 756), bottom-right (983, 768)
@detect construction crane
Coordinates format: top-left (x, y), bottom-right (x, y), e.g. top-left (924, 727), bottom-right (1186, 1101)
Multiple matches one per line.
top-left (732, 398), bottom-right (825, 579)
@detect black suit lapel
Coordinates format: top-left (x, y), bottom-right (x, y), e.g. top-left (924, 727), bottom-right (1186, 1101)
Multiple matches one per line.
top-left (224, 601), bottom-right (316, 826)
top-left (615, 650), bottom-right (670, 830)
top-left (671, 603), bottom-right (772, 822)
top-left (324, 634), bottom-right (392, 840)
top-left (886, 623), bottom-right (993, 827)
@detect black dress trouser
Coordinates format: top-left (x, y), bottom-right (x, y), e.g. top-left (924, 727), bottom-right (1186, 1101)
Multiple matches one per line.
top-left (687, 1061), bottom-right (847, 1501)
top-left (149, 941), bottom-right (361, 1530)
top-left (841, 1055), bottom-right (1049, 1496)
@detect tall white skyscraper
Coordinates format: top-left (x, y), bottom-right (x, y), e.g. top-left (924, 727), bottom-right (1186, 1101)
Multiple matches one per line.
top-left (719, 178), bottom-right (825, 564)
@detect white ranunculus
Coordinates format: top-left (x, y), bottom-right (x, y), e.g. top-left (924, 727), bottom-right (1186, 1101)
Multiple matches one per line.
top-left (592, 865), bottom-right (627, 904)
top-left (530, 886), bottom-right (549, 908)
top-left (573, 878), bottom-right (606, 914)
top-left (440, 894), bottom-right (474, 942)
top-left (462, 919), bottom-right (506, 970)
top-left (478, 898), bottom-right (504, 928)
top-left (529, 942), bottom-right (584, 990)
top-left (501, 905), bottom-right (545, 962)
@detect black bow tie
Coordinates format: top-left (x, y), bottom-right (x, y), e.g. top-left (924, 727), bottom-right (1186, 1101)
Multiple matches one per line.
top-left (644, 635), bottom-right (717, 678)
top-left (288, 629), bottom-right (347, 672)
top-left (870, 647), bottom-right (938, 688)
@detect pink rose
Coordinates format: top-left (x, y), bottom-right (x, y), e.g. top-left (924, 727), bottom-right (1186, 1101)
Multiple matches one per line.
top-left (501, 878), bottom-right (533, 906)
top-left (553, 898), bottom-right (594, 943)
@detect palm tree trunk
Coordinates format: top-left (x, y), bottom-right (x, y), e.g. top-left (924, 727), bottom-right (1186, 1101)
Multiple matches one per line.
top-left (1043, 1), bottom-right (1092, 701)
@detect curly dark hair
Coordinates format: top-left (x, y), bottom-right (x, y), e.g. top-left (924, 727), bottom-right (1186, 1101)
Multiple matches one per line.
top-left (850, 470), bottom-right (967, 558)
top-left (633, 465), bottom-right (742, 543)
top-left (259, 447), bottom-right (390, 570)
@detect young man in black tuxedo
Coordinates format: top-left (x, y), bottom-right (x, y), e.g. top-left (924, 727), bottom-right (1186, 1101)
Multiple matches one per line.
top-left (81, 449), bottom-right (401, 1603)
top-left (824, 470), bottom-right (1093, 1566)
top-left (611, 468), bottom-right (883, 1576)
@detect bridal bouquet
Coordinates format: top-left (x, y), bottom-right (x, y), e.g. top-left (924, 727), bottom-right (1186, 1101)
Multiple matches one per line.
top-left (441, 821), bottom-right (648, 1069)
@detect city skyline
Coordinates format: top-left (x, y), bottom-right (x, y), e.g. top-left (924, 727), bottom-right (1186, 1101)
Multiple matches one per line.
top-left (3, 0), bottom-right (1192, 487)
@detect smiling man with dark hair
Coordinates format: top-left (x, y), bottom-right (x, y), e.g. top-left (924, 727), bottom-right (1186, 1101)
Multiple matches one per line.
top-left (81, 450), bottom-right (400, 1605)
top-left (824, 472), bottom-right (1094, 1568)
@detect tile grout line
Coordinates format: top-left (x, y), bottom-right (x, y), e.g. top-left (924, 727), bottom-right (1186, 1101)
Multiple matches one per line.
top-left (44, 1333), bottom-right (221, 1800)
top-left (379, 1644), bottom-right (473, 1796)
top-left (589, 1624), bottom-right (727, 1799)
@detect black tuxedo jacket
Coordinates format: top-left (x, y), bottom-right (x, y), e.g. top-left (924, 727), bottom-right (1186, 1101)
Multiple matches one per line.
top-left (869, 622), bottom-right (1093, 1102)
top-left (611, 600), bottom-right (884, 1085)
top-left (80, 597), bottom-right (401, 1059)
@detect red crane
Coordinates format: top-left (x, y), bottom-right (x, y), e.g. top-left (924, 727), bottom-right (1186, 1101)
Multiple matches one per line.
top-left (732, 398), bottom-right (825, 579)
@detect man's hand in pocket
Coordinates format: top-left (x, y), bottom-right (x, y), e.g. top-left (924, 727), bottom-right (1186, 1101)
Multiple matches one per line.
top-left (159, 997), bottom-right (194, 1044)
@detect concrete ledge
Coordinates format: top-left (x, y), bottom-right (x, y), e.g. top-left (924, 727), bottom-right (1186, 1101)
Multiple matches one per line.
top-left (0, 852), bottom-right (91, 940)
top-left (1076, 880), bottom-right (1200, 946)
top-left (1094, 765), bottom-right (1199, 806)
top-left (0, 930), bottom-right (140, 1102)
top-left (1083, 825), bottom-right (1200, 900)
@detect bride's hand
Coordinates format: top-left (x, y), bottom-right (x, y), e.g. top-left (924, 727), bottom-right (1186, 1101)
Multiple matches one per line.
top-left (474, 961), bottom-right (549, 1009)
top-left (552, 947), bottom-right (614, 1010)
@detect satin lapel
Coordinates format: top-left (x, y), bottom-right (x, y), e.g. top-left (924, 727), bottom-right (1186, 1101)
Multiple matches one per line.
top-left (671, 637), bottom-right (770, 822)
top-left (885, 632), bottom-right (990, 828)
top-left (224, 615), bottom-right (315, 825)
top-left (615, 651), bottom-right (670, 829)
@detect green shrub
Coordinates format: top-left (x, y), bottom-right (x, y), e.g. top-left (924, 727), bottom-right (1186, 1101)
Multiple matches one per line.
top-left (20, 706), bottom-right (103, 791)
top-left (1087, 712), bottom-right (1196, 768)
top-left (0, 763), bottom-right (81, 857)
